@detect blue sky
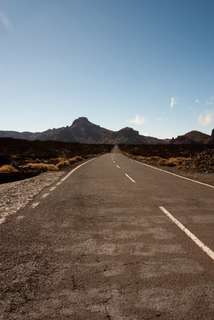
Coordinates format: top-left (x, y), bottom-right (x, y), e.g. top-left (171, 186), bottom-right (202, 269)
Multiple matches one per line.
top-left (1, 0), bottom-right (214, 139)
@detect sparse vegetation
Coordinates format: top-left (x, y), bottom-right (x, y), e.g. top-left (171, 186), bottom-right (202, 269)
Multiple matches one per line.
top-left (119, 144), bottom-right (214, 173)
top-left (0, 165), bottom-right (18, 173)
top-left (26, 163), bottom-right (58, 171)
top-left (57, 159), bottom-right (70, 168)
top-left (158, 157), bottom-right (187, 167)
top-left (0, 138), bottom-right (114, 183)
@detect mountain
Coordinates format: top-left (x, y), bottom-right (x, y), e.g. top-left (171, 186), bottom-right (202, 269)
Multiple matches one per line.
top-left (171, 130), bottom-right (213, 144)
top-left (0, 117), bottom-right (166, 144)
top-left (1, 118), bottom-right (213, 144)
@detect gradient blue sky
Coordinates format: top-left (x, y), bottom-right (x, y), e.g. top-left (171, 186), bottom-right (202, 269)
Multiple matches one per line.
top-left (1, 0), bottom-right (214, 138)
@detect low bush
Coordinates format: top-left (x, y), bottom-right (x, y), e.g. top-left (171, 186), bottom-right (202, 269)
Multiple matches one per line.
top-left (57, 160), bottom-right (70, 168)
top-left (26, 163), bottom-right (58, 171)
top-left (158, 157), bottom-right (187, 167)
top-left (68, 157), bottom-right (78, 164)
top-left (0, 165), bottom-right (18, 173)
top-left (68, 156), bottom-right (84, 164)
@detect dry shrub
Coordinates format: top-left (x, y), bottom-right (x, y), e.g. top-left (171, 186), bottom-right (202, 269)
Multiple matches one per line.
top-left (136, 156), bottom-right (145, 161)
top-left (57, 160), bottom-right (70, 168)
top-left (68, 157), bottom-right (78, 164)
top-left (158, 157), bottom-right (186, 167)
top-left (0, 165), bottom-right (18, 173)
top-left (158, 158), bottom-right (174, 166)
top-left (174, 157), bottom-right (187, 164)
top-left (57, 156), bottom-right (84, 168)
top-left (74, 156), bottom-right (83, 161)
top-left (86, 154), bottom-right (94, 158)
top-left (26, 163), bottom-right (58, 171)
top-left (158, 158), bottom-right (166, 166)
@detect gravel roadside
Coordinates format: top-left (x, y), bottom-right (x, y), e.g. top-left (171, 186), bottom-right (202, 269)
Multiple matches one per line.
top-left (0, 171), bottom-right (65, 224)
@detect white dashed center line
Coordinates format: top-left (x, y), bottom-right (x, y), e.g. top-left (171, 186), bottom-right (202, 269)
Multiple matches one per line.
top-left (116, 165), bottom-right (120, 168)
top-left (31, 202), bottom-right (40, 208)
top-left (159, 206), bottom-right (214, 262)
top-left (125, 174), bottom-right (136, 183)
top-left (42, 193), bottom-right (49, 198)
top-left (50, 186), bottom-right (56, 191)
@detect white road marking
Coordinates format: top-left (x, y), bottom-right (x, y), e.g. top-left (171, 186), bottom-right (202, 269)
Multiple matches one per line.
top-left (125, 173), bottom-right (136, 183)
top-left (130, 158), bottom-right (214, 189)
top-left (42, 193), bottom-right (49, 198)
top-left (159, 206), bottom-right (214, 262)
top-left (56, 182), bottom-right (62, 186)
top-left (113, 161), bottom-right (115, 163)
top-left (61, 158), bottom-right (95, 182)
top-left (50, 186), bottom-right (56, 191)
top-left (116, 165), bottom-right (120, 168)
top-left (31, 202), bottom-right (40, 208)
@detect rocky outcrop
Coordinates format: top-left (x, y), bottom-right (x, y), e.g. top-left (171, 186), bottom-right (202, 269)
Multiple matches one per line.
top-left (170, 136), bottom-right (196, 144)
top-left (171, 130), bottom-right (212, 144)
top-left (181, 149), bottom-right (214, 173)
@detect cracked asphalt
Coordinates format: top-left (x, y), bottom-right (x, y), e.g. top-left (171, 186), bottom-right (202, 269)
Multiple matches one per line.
top-left (1, 149), bottom-right (214, 319)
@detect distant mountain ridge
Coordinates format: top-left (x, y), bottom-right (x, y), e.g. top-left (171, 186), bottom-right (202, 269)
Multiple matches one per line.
top-left (0, 117), bottom-right (213, 144)
top-left (0, 117), bottom-right (166, 144)
top-left (171, 130), bottom-right (214, 144)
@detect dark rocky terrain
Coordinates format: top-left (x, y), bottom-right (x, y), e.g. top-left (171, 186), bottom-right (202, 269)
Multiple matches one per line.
top-left (1, 135), bottom-right (214, 184)
top-left (0, 138), bottom-right (113, 183)
top-left (119, 144), bottom-right (214, 174)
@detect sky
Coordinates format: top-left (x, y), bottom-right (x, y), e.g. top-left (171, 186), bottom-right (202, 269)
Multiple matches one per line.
top-left (0, 0), bottom-right (214, 139)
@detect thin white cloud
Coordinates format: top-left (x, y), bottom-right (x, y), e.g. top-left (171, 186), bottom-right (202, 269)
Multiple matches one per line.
top-left (196, 111), bottom-right (213, 126)
top-left (195, 100), bottom-right (199, 103)
top-left (170, 96), bottom-right (178, 110)
top-left (0, 12), bottom-right (13, 31)
top-left (205, 97), bottom-right (214, 105)
top-left (127, 115), bottom-right (146, 125)
top-left (157, 117), bottom-right (167, 122)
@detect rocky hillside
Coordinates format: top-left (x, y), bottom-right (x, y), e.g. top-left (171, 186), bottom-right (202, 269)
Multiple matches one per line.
top-left (0, 117), bottom-right (165, 145)
top-left (1, 117), bottom-right (213, 144)
top-left (171, 130), bottom-right (214, 144)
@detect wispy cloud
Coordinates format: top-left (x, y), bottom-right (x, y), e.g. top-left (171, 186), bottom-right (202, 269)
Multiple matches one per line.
top-left (157, 117), bottom-right (163, 121)
top-left (127, 115), bottom-right (146, 125)
top-left (195, 100), bottom-right (199, 103)
top-left (0, 12), bottom-right (13, 31)
top-left (170, 96), bottom-right (178, 110)
top-left (205, 97), bottom-right (214, 105)
top-left (157, 117), bottom-right (167, 122)
top-left (196, 110), bottom-right (213, 126)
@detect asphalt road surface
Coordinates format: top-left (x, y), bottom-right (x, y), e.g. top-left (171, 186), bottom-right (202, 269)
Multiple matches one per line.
top-left (1, 148), bottom-right (214, 320)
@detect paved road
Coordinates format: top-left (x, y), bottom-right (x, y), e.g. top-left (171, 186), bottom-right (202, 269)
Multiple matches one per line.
top-left (1, 148), bottom-right (214, 319)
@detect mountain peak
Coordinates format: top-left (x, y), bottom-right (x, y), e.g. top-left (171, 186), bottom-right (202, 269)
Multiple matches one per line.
top-left (0, 117), bottom-right (167, 144)
top-left (72, 117), bottom-right (89, 126)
